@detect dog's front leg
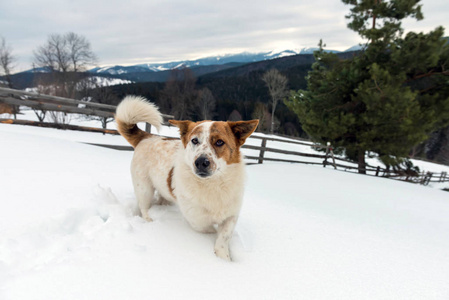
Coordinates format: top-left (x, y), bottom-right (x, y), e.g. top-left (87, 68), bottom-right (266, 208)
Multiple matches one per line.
top-left (214, 216), bottom-right (237, 261)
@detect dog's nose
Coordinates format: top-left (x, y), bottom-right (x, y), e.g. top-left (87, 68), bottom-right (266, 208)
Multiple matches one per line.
top-left (195, 156), bottom-right (210, 172)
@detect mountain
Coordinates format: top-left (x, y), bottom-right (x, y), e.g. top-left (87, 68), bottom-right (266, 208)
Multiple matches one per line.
top-left (89, 65), bottom-right (154, 75)
top-left (199, 50), bottom-right (359, 80)
top-left (116, 62), bottom-right (245, 83)
top-left (88, 50), bottom-right (305, 76)
top-left (6, 46), bottom-right (358, 88)
top-left (298, 47), bottom-right (341, 54)
top-left (85, 48), bottom-right (348, 82)
top-left (344, 44), bottom-right (365, 52)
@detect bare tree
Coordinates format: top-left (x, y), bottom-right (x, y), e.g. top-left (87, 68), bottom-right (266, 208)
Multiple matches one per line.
top-left (66, 32), bottom-right (97, 72)
top-left (0, 36), bottom-right (15, 88)
top-left (252, 102), bottom-right (269, 132)
top-left (33, 32), bottom-right (97, 98)
top-left (162, 67), bottom-right (197, 120)
top-left (228, 109), bottom-right (242, 121)
top-left (34, 32), bottom-right (96, 73)
top-left (262, 69), bottom-right (288, 134)
top-left (197, 88), bottom-right (216, 120)
top-left (0, 37), bottom-right (19, 118)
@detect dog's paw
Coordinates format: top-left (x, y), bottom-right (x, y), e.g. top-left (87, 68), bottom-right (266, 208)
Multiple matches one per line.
top-left (214, 247), bottom-right (231, 261)
top-left (142, 213), bottom-right (153, 222)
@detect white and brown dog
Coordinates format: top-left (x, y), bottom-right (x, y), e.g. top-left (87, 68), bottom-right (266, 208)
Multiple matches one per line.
top-left (115, 96), bottom-right (258, 261)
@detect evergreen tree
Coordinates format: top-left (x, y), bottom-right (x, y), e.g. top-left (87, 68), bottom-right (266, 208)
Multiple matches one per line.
top-left (286, 0), bottom-right (449, 173)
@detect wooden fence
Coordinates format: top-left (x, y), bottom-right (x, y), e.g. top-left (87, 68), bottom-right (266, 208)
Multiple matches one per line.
top-left (0, 87), bottom-right (173, 131)
top-left (242, 136), bottom-right (449, 185)
top-left (1, 87), bottom-right (448, 186)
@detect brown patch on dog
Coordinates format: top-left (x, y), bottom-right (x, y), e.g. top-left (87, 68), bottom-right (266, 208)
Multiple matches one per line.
top-left (169, 120), bottom-right (206, 147)
top-left (167, 167), bottom-right (176, 199)
top-left (116, 118), bottom-right (151, 148)
top-left (161, 137), bottom-right (179, 141)
top-left (209, 120), bottom-right (258, 165)
top-left (209, 122), bottom-right (239, 164)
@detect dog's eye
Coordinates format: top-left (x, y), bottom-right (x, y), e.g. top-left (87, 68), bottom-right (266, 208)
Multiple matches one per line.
top-left (215, 139), bottom-right (225, 147)
top-left (191, 138), bottom-right (199, 145)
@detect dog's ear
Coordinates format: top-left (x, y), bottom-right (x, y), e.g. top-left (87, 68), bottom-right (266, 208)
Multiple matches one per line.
top-left (228, 120), bottom-right (259, 146)
top-left (169, 120), bottom-right (193, 136)
top-left (169, 120), bottom-right (194, 146)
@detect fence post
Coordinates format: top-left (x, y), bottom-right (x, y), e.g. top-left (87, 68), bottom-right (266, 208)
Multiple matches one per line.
top-left (329, 144), bottom-right (337, 169)
top-left (323, 142), bottom-right (330, 168)
top-left (145, 123), bottom-right (151, 133)
top-left (375, 166), bottom-right (380, 176)
top-left (440, 172), bottom-right (447, 183)
top-left (258, 138), bottom-right (267, 164)
top-left (383, 166), bottom-right (390, 177)
top-left (423, 172), bottom-right (433, 185)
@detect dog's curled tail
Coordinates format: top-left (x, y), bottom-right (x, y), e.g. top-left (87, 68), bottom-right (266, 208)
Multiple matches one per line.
top-left (115, 96), bottom-right (163, 148)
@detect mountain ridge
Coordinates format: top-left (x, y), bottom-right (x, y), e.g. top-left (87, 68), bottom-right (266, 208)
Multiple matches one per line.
top-left (88, 46), bottom-right (356, 76)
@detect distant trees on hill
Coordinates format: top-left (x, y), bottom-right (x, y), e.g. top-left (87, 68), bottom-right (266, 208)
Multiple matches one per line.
top-left (160, 68), bottom-right (198, 120)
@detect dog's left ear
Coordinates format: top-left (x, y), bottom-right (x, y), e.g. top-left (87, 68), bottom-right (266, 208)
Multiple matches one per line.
top-left (169, 120), bottom-right (194, 146)
top-left (228, 120), bottom-right (259, 146)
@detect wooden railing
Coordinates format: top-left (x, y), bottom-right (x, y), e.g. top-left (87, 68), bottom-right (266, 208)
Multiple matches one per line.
top-left (0, 87), bottom-right (173, 131)
top-left (84, 135), bottom-right (449, 186)
top-left (0, 87), bottom-right (117, 118)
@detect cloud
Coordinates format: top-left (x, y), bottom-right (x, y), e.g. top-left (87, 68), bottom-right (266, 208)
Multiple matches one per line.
top-left (1, 0), bottom-right (448, 71)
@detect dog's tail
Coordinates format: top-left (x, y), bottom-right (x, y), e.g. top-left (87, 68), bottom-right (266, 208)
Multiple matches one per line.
top-left (115, 96), bottom-right (163, 148)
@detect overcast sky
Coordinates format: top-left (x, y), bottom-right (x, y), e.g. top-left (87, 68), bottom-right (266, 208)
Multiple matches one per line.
top-left (1, 0), bottom-right (448, 72)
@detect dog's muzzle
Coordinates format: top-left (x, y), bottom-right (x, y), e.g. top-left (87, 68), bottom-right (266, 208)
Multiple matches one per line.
top-left (194, 155), bottom-right (211, 177)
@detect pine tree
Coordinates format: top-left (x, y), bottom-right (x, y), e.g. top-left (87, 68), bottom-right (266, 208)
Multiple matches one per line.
top-left (286, 0), bottom-right (449, 173)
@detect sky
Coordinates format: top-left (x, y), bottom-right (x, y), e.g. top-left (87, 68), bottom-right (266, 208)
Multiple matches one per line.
top-left (1, 0), bottom-right (448, 72)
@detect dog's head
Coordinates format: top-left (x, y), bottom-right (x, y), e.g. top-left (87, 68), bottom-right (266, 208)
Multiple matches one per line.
top-left (169, 120), bottom-right (259, 179)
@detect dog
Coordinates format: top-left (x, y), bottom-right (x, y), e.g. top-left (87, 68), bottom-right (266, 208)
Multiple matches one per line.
top-left (115, 96), bottom-right (258, 261)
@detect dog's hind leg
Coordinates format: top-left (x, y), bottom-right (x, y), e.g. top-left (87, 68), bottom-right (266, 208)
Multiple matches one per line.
top-left (214, 216), bottom-right (237, 261)
top-left (132, 175), bottom-right (155, 222)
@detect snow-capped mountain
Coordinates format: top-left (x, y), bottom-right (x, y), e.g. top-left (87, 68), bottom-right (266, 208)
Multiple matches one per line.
top-left (298, 47), bottom-right (341, 54)
top-left (88, 50), bottom-right (309, 75)
top-left (344, 44), bottom-right (365, 52)
top-left (89, 47), bottom-right (350, 76)
top-left (89, 65), bottom-right (153, 75)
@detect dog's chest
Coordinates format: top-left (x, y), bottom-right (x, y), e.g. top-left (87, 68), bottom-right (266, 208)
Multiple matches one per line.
top-left (174, 164), bottom-right (245, 223)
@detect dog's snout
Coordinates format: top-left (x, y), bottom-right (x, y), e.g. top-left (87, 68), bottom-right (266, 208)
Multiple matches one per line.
top-left (195, 156), bottom-right (210, 171)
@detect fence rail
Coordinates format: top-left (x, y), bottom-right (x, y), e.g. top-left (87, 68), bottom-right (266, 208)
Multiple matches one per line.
top-left (0, 87), bottom-right (173, 121)
top-left (1, 87), bottom-right (448, 186)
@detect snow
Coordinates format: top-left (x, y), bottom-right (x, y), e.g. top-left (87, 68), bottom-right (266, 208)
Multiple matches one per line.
top-left (24, 76), bottom-right (132, 95)
top-left (1, 118), bottom-right (449, 299)
top-left (87, 76), bottom-right (132, 86)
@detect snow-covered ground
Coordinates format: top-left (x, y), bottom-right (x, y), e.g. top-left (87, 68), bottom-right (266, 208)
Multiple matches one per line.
top-left (1, 116), bottom-right (449, 299)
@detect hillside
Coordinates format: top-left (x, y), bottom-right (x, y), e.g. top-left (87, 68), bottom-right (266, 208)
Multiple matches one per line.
top-left (87, 49), bottom-right (335, 77)
top-left (1, 121), bottom-right (449, 299)
top-left (7, 71), bottom-right (129, 90)
top-left (113, 62), bottom-right (246, 83)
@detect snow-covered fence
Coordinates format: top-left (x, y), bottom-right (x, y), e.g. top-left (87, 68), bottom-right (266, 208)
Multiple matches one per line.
top-left (0, 87), bottom-right (173, 131)
top-left (242, 136), bottom-right (449, 185)
top-left (0, 87), bottom-right (117, 118)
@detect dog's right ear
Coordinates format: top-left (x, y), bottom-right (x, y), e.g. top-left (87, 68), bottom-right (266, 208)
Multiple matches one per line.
top-left (169, 120), bottom-right (194, 146)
